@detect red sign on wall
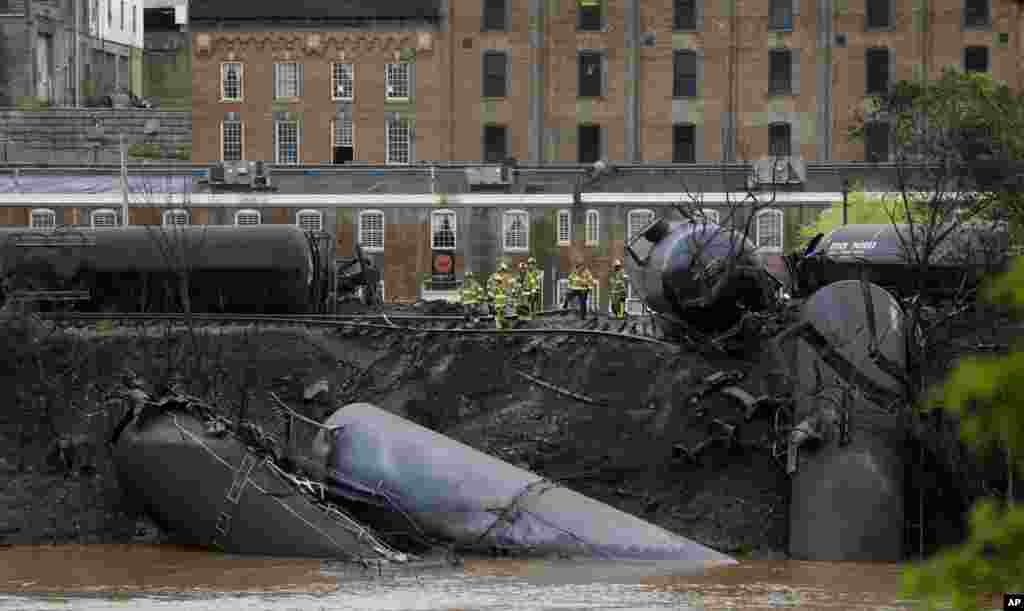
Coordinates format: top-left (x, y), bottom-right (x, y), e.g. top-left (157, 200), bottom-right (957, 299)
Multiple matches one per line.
top-left (432, 251), bottom-right (456, 287)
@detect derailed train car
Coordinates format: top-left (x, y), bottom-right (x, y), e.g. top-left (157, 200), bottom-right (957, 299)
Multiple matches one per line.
top-left (0, 225), bottom-right (331, 313)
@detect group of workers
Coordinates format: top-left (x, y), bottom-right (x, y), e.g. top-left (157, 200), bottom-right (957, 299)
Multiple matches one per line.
top-left (459, 257), bottom-right (630, 329)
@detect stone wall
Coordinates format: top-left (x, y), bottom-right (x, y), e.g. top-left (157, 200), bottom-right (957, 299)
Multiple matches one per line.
top-left (0, 109), bottom-right (191, 162)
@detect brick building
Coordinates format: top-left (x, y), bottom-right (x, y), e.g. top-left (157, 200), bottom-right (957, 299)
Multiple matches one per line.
top-left (188, 0), bottom-right (1024, 165)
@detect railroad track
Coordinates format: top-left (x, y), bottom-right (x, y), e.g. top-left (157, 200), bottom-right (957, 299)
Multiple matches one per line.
top-left (36, 311), bottom-right (679, 350)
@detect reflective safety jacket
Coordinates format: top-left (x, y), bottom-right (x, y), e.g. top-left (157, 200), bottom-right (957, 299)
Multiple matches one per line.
top-left (460, 277), bottom-right (483, 305)
top-left (609, 271), bottom-right (627, 300)
top-left (488, 272), bottom-right (511, 302)
top-left (526, 269), bottom-right (541, 295)
top-left (568, 268), bottom-right (596, 292)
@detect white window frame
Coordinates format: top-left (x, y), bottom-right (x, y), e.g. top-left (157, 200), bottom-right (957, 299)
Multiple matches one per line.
top-left (585, 209), bottom-right (600, 246)
top-left (588, 280), bottom-right (601, 313)
top-left (221, 120), bottom-right (243, 163)
top-left (275, 120), bottom-right (300, 165)
top-left (220, 62), bottom-right (243, 102)
top-left (90, 208), bottom-right (118, 227)
top-left (234, 209), bottom-right (262, 226)
top-left (430, 209), bottom-right (457, 250)
top-left (296, 209), bottom-right (323, 232)
top-left (556, 209), bottom-right (571, 246)
top-left (625, 279), bottom-right (650, 315)
top-left (503, 209), bottom-right (530, 252)
top-left (755, 208), bottom-right (784, 253)
top-left (274, 62), bottom-right (301, 99)
top-left (162, 209), bottom-right (190, 226)
top-left (331, 62), bottom-right (354, 100)
top-left (359, 209), bottom-right (385, 252)
top-left (385, 62), bottom-right (411, 100)
top-left (29, 208), bottom-right (56, 229)
top-left (332, 117), bottom-right (354, 149)
top-left (698, 208), bottom-right (720, 225)
top-left (386, 118), bottom-right (412, 165)
top-left (627, 208), bottom-right (655, 240)
top-left (556, 278), bottom-right (570, 308)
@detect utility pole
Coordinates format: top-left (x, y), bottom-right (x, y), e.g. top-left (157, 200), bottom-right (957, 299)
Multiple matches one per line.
top-left (26, 0), bottom-right (35, 103)
top-left (120, 132), bottom-right (129, 226)
top-left (74, 0), bottom-right (80, 107)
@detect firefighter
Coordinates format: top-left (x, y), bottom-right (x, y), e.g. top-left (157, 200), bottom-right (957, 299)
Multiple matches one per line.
top-left (460, 271), bottom-right (483, 323)
top-left (515, 261), bottom-right (533, 321)
top-left (609, 259), bottom-right (627, 319)
top-left (526, 257), bottom-right (541, 317)
top-left (566, 258), bottom-right (597, 320)
top-left (489, 261), bottom-right (512, 330)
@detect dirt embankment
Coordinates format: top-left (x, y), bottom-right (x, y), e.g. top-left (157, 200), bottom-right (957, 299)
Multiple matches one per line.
top-left (0, 313), bottom-right (796, 557)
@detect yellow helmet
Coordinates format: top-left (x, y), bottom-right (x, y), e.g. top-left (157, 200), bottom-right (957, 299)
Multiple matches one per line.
top-left (519, 262), bottom-right (527, 270)
top-left (498, 261), bottom-right (509, 272)
top-left (527, 257), bottom-right (537, 265)
top-left (466, 271), bottom-right (474, 277)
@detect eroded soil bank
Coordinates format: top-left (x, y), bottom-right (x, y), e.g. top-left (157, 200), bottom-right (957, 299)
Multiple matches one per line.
top-left (0, 312), bottom-right (792, 558)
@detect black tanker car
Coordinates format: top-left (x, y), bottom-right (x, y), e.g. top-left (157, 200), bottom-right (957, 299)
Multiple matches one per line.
top-left (0, 225), bottom-right (330, 314)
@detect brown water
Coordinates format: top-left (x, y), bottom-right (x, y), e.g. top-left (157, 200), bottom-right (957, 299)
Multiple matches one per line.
top-left (0, 545), bottom-right (1004, 610)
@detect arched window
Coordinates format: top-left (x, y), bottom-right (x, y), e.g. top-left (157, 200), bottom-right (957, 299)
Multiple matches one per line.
top-left (359, 209), bottom-right (385, 251)
top-left (556, 209), bottom-right (571, 246)
top-left (296, 209), bottom-right (323, 232)
top-left (162, 209), bottom-right (190, 226)
top-left (431, 209), bottom-right (457, 250)
top-left (585, 209), bottom-right (600, 246)
top-left (627, 208), bottom-right (655, 240)
top-left (91, 208), bottom-right (118, 227)
top-left (503, 209), bottom-right (529, 252)
top-left (234, 209), bottom-right (262, 226)
top-left (29, 208), bottom-right (56, 229)
top-left (755, 208), bottom-right (785, 253)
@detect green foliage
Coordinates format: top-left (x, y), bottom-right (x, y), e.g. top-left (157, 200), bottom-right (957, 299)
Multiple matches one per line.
top-left (128, 143), bottom-right (162, 159)
top-left (903, 256), bottom-right (1024, 609)
top-left (798, 191), bottom-right (929, 244)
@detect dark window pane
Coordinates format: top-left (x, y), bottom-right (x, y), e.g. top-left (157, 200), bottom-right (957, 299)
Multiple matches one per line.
top-left (673, 124), bottom-right (696, 163)
top-left (964, 0), bottom-right (989, 27)
top-left (484, 125), bottom-right (507, 162)
top-left (964, 46), bottom-right (989, 72)
top-left (866, 48), bottom-right (890, 94)
top-left (578, 53), bottom-right (602, 97)
top-left (483, 0), bottom-right (506, 30)
top-left (865, 122), bottom-right (889, 162)
top-left (483, 52), bottom-right (507, 98)
top-left (769, 0), bottom-right (792, 29)
top-left (578, 0), bottom-right (602, 30)
top-left (769, 50), bottom-right (792, 94)
top-left (674, 0), bottom-right (696, 30)
top-left (578, 124), bottom-right (601, 163)
top-left (866, 0), bottom-right (891, 28)
top-left (769, 123), bottom-right (791, 157)
top-left (673, 51), bottom-right (697, 98)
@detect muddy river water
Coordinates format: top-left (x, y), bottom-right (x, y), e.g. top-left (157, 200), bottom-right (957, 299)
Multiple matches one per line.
top-left (0, 544), bottom-right (1003, 611)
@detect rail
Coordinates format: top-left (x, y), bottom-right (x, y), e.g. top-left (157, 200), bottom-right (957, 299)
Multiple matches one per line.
top-left (37, 311), bottom-right (679, 350)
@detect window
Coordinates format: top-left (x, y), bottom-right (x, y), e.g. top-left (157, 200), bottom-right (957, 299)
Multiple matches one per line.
top-left (625, 276), bottom-right (649, 315)
top-left (865, 121), bottom-right (890, 162)
top-left (483, 125), bottom-right (508, 163)
top-left (91, 209), bottom-right (118, 227)
top-left (483, 51), bottom-right (508, 98)
top-left (107, 0), bottom-right (111, 27)
top-left (674, 0), bottom-right (697, 30)
top-left (162, 209), bottom-right (189, 226)
top-left (628, 209), bottom-right (655, 240)
top-left (585, 209), bottom-right (600, 246)
top-left (275, 121), bottom-right (299, 165)
top-left (964, 0), bottom-right (990, 27)
top-left (296, 210), bottom-right (323, 232)
top-left (964, 46), bottom-right (989, 73)
top-left (578, 124), bottom-right (601, 163)
top-left (866, 0), bottom-right (891, 28)
top-left (769, 49), bottom-right (792, 94)
top-left (30, 208), bottom-right (56, 229)
top-left (588, 281), bottom-right (601, 313)
top-left (557, 209), bottom-right (571, 245)
top-left (483, 0), bottom-right (506, 30)
top-left (385, 63), bottom-right (410, 99)
top-left (386, 119), bottom-right (412, 165)
top-left (578, 52), bottom-right (603, 98)
top-left (431, 210), bottom-right (457, 250)
top-left (274, 62), bottom-right (301, 99)
top-left (503, 209), bottom-right (529, 252)
top-left (673, 51), bottom-right (698, 98)
top-left (132, 3), bottom-right (136, 33)
top-left (359, 210), bottom-right (385, 251)
top-left (577, 0), bottom-right (603, 31)
top-left (235, 210), bottom-right (261, 226)
top-left (119, 0), bottom-right (123, 29)
top-left (697, 208), bottom-right (720, 225)
top-left (332, 117), bottom-right (354, 164)
top-left (556, 278), bottom-right (570, 308)
top-left (755, 209), bottom-right (784, 253)
top-left (769, 0), bottom-right (792, 30)
top-left (673, 124), bottom-right (696, 163)
top-left (866, 48), bottom-right (890, 95)
top-left (769, 122), bottom-right (791, 157)
top-left (331, 63), bottom-right (353, 100)
top-left (222, 120), bottom-right (242, 162)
